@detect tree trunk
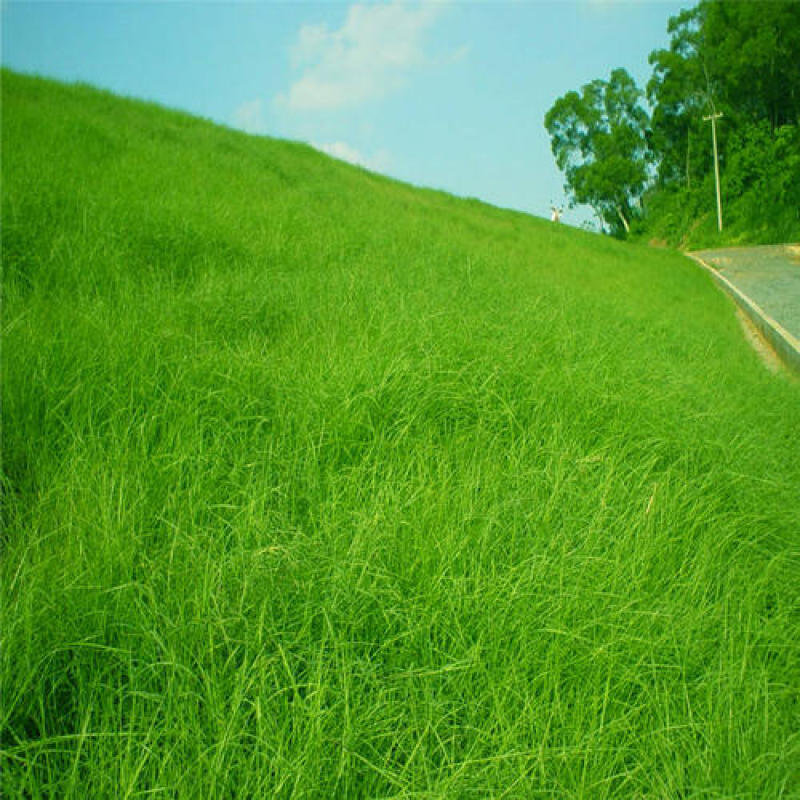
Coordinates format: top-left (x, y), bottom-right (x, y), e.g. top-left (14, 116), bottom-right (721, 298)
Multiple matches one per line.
top-left (617, 207), bottom-right (630, 234)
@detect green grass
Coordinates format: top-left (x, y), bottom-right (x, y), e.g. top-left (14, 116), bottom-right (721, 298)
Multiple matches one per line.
top-left (635, 176), bottom-right (800, 251)
top-left (3, 69), bottom-right (800, 798)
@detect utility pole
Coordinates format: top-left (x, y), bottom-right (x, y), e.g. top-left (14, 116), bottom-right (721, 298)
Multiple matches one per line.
top-left (703, 111), bottom-right (723, 232)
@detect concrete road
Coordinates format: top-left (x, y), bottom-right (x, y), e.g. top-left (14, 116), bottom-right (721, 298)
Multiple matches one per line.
top-left (690, 244), bottom-right (800, 372)
top-left (693, 245), bottom-right (800, 340)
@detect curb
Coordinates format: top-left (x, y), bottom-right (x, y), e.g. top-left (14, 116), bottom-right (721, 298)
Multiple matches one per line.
top-left (687, 252), bottom-right (800, 376)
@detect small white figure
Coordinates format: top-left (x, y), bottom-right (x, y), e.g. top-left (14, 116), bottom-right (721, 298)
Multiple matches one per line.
top-left (550, 206), bottom-right (563, 223)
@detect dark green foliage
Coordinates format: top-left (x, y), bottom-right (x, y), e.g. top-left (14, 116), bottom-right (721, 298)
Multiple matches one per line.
top-left (725, 121), bottom-right (800, 212)
top-left (647, 5), bottom-right (709, 188)
top-left (703, 0), bottom-right (800, 131)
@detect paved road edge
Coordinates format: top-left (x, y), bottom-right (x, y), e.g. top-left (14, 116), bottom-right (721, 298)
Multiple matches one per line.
top-left (687, 253), bottom-right (800, 376)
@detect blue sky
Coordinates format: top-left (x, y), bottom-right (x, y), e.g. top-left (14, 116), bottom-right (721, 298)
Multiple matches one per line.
top-left (2, 1), bottom-right (688, 227)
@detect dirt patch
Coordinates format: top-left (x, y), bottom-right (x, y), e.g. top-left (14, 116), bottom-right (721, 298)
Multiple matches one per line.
top-left (735, 307), bottom-right (791, 376)
top-left (708, 256), bottom-right (732, 269)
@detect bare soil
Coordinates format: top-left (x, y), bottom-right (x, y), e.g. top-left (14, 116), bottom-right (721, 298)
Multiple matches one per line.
top-left (735, 307), bottom-right (791, 377)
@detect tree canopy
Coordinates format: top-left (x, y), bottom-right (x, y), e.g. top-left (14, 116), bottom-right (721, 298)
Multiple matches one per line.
top-left (544, 68), bottom-right (650, 235)
top-left (544, 0), bottom-right (800, 244)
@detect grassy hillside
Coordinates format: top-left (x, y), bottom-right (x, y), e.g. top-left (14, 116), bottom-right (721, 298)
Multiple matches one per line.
top-left (3, 69), bottom-right (799, 798)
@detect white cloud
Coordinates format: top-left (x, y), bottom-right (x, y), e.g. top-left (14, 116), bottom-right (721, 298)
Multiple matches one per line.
top-left (232, 98), bottom-right (267, 134)
top-left (279, 1), bottom-right (446, 112)
top-left (313, 141), bottom-right (392, 173)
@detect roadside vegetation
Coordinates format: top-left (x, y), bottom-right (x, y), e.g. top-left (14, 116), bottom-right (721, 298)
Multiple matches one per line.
top-left (3, 69), bottom-right (800, 798)
top-left (545, 0), bottom-right (800, 248)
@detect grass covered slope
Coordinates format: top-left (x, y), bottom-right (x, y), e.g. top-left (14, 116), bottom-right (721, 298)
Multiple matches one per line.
top-left (3, 70), bottom-right (800, 798)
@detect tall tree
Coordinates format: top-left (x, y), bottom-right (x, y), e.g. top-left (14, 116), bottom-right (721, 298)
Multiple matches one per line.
top-left (544, 68), bottom-right (650, 235)
top-left (647, 5), bottom-right (710, 187)
top-left (647, 0), bottom-right (800, 187)
top-left (703, 1), bottom-right (800, 131)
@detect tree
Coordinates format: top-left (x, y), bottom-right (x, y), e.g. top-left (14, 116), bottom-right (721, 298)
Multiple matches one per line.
top-left (647, 0), bottom-right (800, 188)
top-left (703, 1), bottom-right (800, 131)
top-left (544, 69), bottom-right (650, 236)
top-left (647, 5), bottom-right (710, 187)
